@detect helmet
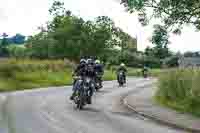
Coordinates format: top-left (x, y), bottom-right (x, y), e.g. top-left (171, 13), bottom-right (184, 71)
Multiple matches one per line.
top-left (95, 60), bottom-right (100, 64)
top-left (86, 59), bottom-right (93, 64)
top-left (80, 59), bottom-right (86, 64)
top-left (120, 63), bottom-right (125, 67)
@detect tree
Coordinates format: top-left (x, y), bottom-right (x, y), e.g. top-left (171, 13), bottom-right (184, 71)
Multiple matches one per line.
top-left (26, 32), bottom-right (57, 59)
top-left (150, 24), bottom-right (171, 59)
top-left (144, 46), bottom-right (154, 56)
top-left (184, 51), bottom-right (200, 57)
top-left (0, 33), bottom-right (9, 56)
top-left (46, 2), bottom-right (121, 60)
top-left (120, 0), bottom-right (200, 32)
top-left (11, 34), bottom-right (25, 44)
top-left (22, 0), bottom-right (137, 62)
top-left (7, 45), bottom-right (27, 58)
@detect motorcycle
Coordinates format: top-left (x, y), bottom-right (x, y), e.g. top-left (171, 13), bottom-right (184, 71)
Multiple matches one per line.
top-left (142, 69), bottom-right (148, 78)
top-left (95, 72), bottom-right (103, 91)
top-left (143, 70), bottom-right (148, 78)
top-left (118, 71), bottom-right (125, 86)
top-left (73, 76), bottom-right (92, 110)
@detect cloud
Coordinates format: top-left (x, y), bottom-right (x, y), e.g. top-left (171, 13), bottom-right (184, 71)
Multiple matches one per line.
top-left (0, 0), bottom-right (50, 35)
top-left (0, 8), bottom-right (8, 21)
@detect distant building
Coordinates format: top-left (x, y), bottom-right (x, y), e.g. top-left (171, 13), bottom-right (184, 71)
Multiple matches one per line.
top-left (178, 56), bottom-right (200, 68)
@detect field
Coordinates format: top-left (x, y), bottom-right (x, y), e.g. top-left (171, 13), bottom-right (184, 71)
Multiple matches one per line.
top-left (0, 59), bottom-right (164, 92)
top-left (0, 59), bottom-right (117, 92)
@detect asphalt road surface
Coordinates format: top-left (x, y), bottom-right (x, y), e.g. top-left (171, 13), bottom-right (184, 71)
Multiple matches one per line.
top-left (0, 78), bottom-right (186, 133)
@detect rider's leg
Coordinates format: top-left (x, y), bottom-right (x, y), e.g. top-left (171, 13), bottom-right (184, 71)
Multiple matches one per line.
top-left (124, 74), bottom-right (126, 83)
top-left (125, 75), bottom-right (126, 83)
top-left (99, 77), bottom-right (103, 87)
top-left (70, 80), bottom-right (78, 100)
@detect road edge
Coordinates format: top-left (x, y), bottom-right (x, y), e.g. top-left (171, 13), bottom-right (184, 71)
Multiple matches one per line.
top-left (123, 91), bottom-right (200, 133)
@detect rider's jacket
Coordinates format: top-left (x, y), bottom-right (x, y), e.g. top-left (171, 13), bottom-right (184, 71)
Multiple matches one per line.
top-left (74, 63), bottom-right (87, 77)
top-left (94, 64), bottom-right (104, 74)
top-left (117, 66), bottom-right (127, 74)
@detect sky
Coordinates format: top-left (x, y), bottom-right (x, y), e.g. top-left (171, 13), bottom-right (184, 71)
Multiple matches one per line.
top-left (0, 0), bottom-right (200, 52)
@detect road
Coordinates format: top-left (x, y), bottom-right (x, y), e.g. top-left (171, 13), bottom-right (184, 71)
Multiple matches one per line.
top-left (0, 78), bottom-right (186, 133)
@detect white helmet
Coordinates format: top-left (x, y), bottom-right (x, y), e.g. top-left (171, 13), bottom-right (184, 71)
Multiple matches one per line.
top-left (95, 60), bottom-right (100, 64)
top-left (80, 59), bottom-right (86, 63)
top-left (120, 63), bottom-right (125, 67)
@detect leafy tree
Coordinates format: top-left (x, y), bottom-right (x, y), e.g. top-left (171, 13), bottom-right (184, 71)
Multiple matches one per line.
top-left (120, 0), bottom-right (200, 32)
top-left (151, 24), bottom-right (171, 59)
top-left (7, 45), bottom-right (27, 58)
top-left (12, 34), bottom-right (25, 44)
top-left (21, 0), bottom-right (137, 62)
top-left (144, 46), bottom-right (154, 56)
top-left (163, 56), bottom-right (179, 67)
top-left (26, 32), bottom-right (57, 59)
top-left (184, 51), bottom-right (200, 57)
top-left (0, 33), bottom-right (9, 56)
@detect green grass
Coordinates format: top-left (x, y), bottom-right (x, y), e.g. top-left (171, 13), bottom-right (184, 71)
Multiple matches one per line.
top-left (0, 70), bottom-right (73, 92)
top-left (0, 70), bottom-right (117, 92)
top-left (103, 70), bottom-right (116, 81)
top-left (0, 59), bottom-right (164, 92)
top-left (127, 68), bottom-right (164, 77)
top-left (0, 59), bottom-right (117, 92)
top-left (155, 68), bottom-right (200, 117)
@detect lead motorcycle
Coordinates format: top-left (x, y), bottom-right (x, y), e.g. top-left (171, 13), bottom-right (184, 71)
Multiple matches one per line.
top-left (73, 76), bottom-right (93, 110)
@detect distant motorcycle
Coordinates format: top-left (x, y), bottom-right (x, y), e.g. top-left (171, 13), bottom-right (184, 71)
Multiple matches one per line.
top-left (117, 71), bottom-right (126, 86)
top-left (142, 70), bottom-right (148, 78)
top-left (73, 76), bottom-right (92, 110)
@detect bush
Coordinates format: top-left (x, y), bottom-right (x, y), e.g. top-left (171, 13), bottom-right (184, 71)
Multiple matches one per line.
top-left (7, 45), bottom-right (27, 58)
top-left (155, 68), bottom-right (200, 117)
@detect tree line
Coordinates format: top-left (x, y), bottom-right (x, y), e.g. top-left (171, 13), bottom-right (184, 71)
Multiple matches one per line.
top-left (13, 1), bottom-right (137, 64)
top-left (5, 0), bottom-right (199, 68)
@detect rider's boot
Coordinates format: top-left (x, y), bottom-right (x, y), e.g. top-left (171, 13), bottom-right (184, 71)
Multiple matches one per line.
top-left (87, 96), bottom-right (92, 104)
top-left (87, 89), bottom-right (93, 104)
top-left (70, 92), bottom-right (76, 100)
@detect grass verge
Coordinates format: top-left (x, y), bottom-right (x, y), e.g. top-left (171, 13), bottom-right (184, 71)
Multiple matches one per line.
top-left (0, 59), bottom-right (164, 92)
top-left (155, 68), bottom-right (200, 118)
top-left (0, 59), bottom-right (117, 92)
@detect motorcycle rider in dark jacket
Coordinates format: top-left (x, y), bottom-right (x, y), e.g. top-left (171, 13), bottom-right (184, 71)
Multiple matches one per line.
top-left (142, 65), bottom-right (148, 77)
top-left (117, 63), bottom-right (127, 83)
top-left (85, 58), bottom-right (96, 104)
top-left (94, 60), bottom-right (104, 88)
top-left (70, 59), bottom-right (87, 100)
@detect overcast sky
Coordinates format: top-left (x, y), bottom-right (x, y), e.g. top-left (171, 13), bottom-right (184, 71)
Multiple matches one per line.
top-left (0, 0), bottom-right (200, 52)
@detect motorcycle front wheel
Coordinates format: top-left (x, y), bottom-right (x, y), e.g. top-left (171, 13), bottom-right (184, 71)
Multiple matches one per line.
top-left (77, 91), bottom-right (84, 110)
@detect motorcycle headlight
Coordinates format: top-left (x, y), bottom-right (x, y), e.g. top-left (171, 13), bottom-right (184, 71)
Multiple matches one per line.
top-left (84, 86), bottom-right (89, 90)
top-left (78, 79), bottom-right (83, 82)
top-left (86, 78), bottom-right (90, 83)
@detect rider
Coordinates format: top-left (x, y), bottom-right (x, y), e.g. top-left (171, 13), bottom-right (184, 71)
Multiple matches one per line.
top-left (142, 65), bottom-right (148, 76)
top-left (85, 58), bottom-right (96, 104)
top-left (94, 59), bottom-right (104, 88)
top-left (70, 58), bottom-right (87, 100)
top-left (117, 63), bottom-right (127, 83)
